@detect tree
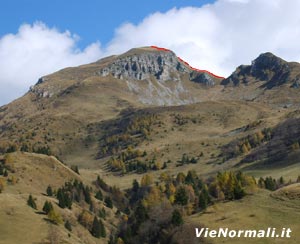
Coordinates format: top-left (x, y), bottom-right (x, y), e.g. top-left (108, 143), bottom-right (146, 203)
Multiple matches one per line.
top-left (3, 170), bottom-right (8, 177)
top-left (99, 207), bottom-right (106, 219)
top-left (198, 192), bottom-right (208, 211)
top-left (132, 179), bottom-right (139, 192)
top-left (95, 190), bottom-right (103, 201)
top-left (64, 220), bottom-right (72, 232)
top-left (43, 201), bottom-right (54, 214)
top-left (27, 194), bottom-right (37, 209)
top-left (140, 174), bottom-right (153, 187)
top-left (105, 196), bottom-right (113, 208)
top-left (91, 217), bottom-right (101, 238)
top-left (57, 188), bottom-right (72, 209)
top-left (171, 209), bottom-right (183, 226)
top-left (84, 186), bottom-right (91, 204)
top-left (134, 202), bottom-right (148, 225)
top-left (48, 209), bottom-right (62, 224)
top-left (176, 172), bottom-right (186, 184)
top-left (174, 186), bottom-right (188, 206)
top-left (99, 219), bottom-right (106, 237)
top-left (233, 182), bottom-right (246, 200)
top-left (46, 185), bottom-right (53, 196)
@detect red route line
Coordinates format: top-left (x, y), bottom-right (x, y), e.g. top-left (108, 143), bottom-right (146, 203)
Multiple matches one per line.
top-left (150, 45), bottom-right (225, 79)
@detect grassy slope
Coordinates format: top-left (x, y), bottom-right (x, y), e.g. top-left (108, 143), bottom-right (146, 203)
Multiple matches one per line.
top-left (0, 152), bottom-right (116, 244)
top-left (189, 187), bottom-right (300, 244)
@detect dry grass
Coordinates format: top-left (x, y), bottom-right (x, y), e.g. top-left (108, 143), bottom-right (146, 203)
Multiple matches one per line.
top-left (189, 188), bottom-right (300, 244)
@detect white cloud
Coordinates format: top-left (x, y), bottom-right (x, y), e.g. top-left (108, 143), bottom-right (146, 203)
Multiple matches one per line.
top-left (1, 0), bottom-right (300, 105)
top-left (105, 0), bottom-right (300, 77)
top-left (0, 22), bottom-right (102, 105)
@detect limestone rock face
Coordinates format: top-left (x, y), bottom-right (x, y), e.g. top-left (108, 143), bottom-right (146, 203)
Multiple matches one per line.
top-left (95, 48), bottom-right (218, 105)
top-left (97, 49), bottom-right (189, 81)
top-left (189, 71), bottom-right (215, 86)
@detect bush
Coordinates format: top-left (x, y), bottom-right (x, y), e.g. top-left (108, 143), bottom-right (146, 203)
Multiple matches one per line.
top-left (64, 220), bottom-right (72, 231)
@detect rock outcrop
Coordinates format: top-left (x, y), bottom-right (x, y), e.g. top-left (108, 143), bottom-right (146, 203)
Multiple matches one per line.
top-left (222, 52), bottom-right (300, 89)
top-left (97, 48), bottom-right (190, 81)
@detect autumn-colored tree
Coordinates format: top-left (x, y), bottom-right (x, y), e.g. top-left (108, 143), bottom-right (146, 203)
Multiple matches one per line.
top-left (142, 186), bottom-right (164, 208)
top-left (176, 172), bottom-right (186, 184)
top-left (48, 209), bottom-right (62, 224)
top-left (140, 174), bottom-right (153, 187)
top-left (78, 210), bottom-right (94, 229)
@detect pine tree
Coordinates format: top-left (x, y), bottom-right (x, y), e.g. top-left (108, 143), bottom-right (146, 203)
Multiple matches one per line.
top-left (99, 219), bottom-right (106, 237)
top-left (91, 216), bottom-right (101, 238)
top-left (171, 209), bottom-right (183, 226)
top-left (174, 186), bottom-right (188, 206)
top-left (105, 196), bottom-right (113, 208)
top-left (95, 190), bottom-right (103, 201)
top-left (134, 202), bottom-right (148, 225)
top-left (84, 186), bottom-right (91, 204)
top-left (132, 179), bottom-right (139, 192)
top-left (57, 189), bottom-right (66, 208)
top-left (198, 192), bottom-right (208, 210)
top-left (46, 185), bottom-right (53, 196)
top-left (27, 194), bottom-right (37, 209)
top-left (3, 170), bottom-right (8, 177)
top-left (99, 207), bottom-right (106, 219)
top-left (43, 200), bottom-right (53, 214)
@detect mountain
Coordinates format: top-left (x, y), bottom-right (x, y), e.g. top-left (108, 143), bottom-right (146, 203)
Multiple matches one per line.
top-left (29, 46), bottom-right (222, 107)
top-left (222, 52), bottom-right (300, 88)
top-left (1, 46), bottom-right (300, 244)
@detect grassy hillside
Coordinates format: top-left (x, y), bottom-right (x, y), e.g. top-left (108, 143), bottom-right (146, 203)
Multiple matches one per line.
top-left (190, 186), bottom-right (300, 244)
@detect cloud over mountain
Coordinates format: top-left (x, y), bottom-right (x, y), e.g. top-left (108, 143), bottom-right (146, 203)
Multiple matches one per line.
top-left (0, 22), bottom-right (102, 104)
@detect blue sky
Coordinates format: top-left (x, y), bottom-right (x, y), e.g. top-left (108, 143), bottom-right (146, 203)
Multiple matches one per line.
top-left (0, 0), bottom-right (214, 49)
top-left (1, 0), bottom-right (300, 105)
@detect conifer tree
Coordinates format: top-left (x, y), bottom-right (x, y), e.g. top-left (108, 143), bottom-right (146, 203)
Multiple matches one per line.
top-left (174, 186), bottom-right (188, 206)
top-left (95, 190), bottom-right (103, 201)
top-left (198, 192), bottom-right (208, 210)
top-left (43, 200), bottom-right (53, 214)
top-left (27, 194), bottom-right (37, 209)
top-left (171, 209), bottom-right (183, 226)
top-left (91, 216), bottom-right (101, 238)
top-left (99, 219), bottom-right (106, 237)
top-left (105, 196), bottom-right (113, 208)
top-left (46, 185), bottom-right (53, 196)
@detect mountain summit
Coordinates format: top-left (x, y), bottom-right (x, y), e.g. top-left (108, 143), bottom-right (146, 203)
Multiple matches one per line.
top-left (29, 46), bottom-right (223, 106)
top-left (222, 52), bottom-right (300, 89)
